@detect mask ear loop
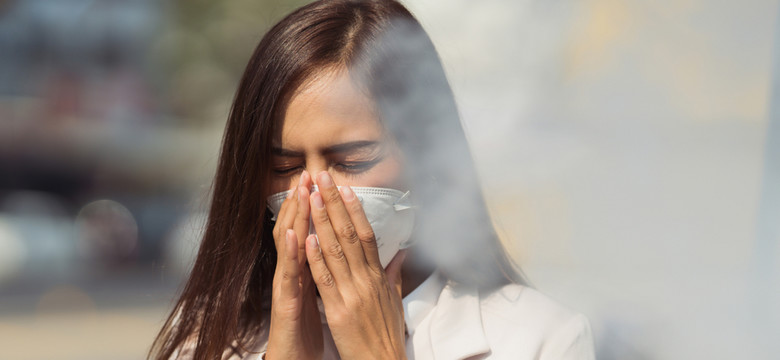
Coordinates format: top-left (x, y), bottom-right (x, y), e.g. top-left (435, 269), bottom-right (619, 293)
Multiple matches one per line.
top-left (393, 190), bottom-right (415, 211)
top-left (394, 190), bottom-right (417, 249)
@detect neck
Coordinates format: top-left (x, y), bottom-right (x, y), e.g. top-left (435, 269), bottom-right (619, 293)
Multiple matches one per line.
top-left (400, 249), bottom-right (435, 297)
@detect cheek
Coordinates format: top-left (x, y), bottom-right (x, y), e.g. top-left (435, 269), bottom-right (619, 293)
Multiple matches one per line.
top-left (377, 158), bottom-right (405, 189)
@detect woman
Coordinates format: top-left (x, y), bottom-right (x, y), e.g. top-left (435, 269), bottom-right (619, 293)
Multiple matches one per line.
top-left (151, 1), bottom-right (595, 359)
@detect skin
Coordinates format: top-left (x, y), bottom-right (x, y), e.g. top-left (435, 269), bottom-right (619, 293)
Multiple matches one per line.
top-left (265, 67), bottom-right (409, 360)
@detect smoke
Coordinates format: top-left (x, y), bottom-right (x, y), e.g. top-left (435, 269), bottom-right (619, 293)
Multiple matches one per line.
top-left (346, 13), bottom-right (509, 286)
top-left (377, 0), bottom-right (779, 358)
top-left (151, 0), bottom-right (780, 357)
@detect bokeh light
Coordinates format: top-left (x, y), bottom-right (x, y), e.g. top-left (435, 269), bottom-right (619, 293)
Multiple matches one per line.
top-left (75, 199), bottom-right (139, 265)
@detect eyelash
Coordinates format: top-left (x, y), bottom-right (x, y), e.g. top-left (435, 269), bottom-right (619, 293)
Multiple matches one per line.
top-left (335, 160), bottom-right (380, 174)
top-left (272, 159), bottom-right (380, 177)
top-left (272, 166), bottom-right (303, 176)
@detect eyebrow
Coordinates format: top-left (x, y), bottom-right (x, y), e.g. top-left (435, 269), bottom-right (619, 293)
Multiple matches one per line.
top-left (272, 140), bottom-right (381, 157)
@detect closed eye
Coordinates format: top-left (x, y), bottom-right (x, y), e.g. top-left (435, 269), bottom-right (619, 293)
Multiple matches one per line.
top-left (272, 166), bottom-right (303, 176)
top-left (334, 159), bottom-right (382, 174)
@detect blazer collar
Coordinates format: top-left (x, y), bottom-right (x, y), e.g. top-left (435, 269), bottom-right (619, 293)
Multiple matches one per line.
top-left (428, 281), bottom-right (490, 359)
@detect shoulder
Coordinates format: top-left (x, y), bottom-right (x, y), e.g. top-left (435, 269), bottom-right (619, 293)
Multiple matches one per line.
top-left (479, 283), bottom-right (577, 330)
top-left (478, 283), bottom-right (595, 359)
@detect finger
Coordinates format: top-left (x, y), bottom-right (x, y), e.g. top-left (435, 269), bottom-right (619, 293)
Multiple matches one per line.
top-left (314, 171), bottom-right (367, 268)
top-left (280, 229), bottom-right (301, 299)
top-left (383, 250), bottom-right (406, 338)
top-left (309, 191), bottom-right (352, 282)
top-left (280, 185), bottom-right (299, 226)
top-left (305, 234), bottom-right (342, 303)
top-left (294, 171), bottom-right (312, 263)
top-left (339, 185), bottom-right (382, 270)
top-left (379, 250), bottom-right (406, 341)
top-left (385, 249), bottom-right (407, 297)
top-left (272, 187), bottom-right (297, 251)
top-left (300, 258), bottom-right (315, 293)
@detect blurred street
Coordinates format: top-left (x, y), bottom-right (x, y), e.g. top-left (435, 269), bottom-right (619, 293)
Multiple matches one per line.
top-left (0, 268), bottom-right (178, 360)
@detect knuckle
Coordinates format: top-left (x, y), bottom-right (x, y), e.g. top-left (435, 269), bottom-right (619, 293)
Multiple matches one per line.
top-left (348, 202), bottom-right (366, 216)
top-left (357, 228), bottom-right (376, 242)
top-left (337, 223), bottom-right (358, 244)
top-left (275, 227), bottom-right (290, 243)
top-left (323, 189), bottom-right (342, 203)
top-left (369, 265), bottom-right (384, 278)
top-left (347, 295), bottom-right (366, 311)
top-left (360, 236), bottom-right (378, 251)
top-left (325, 242), bottom-right (346, 261)
top-left (296, 208), bottom-right (309, 220)
top-left (328, 310), bottom-right (348, 325)
top-left (317, 272), bottom-right (336, 288)
top-left (314, 208), bottom-right (329, 223)
top-left (280, 268), bottom-right (293, 281)
top-left (364, 278), bottom-right (381, 297)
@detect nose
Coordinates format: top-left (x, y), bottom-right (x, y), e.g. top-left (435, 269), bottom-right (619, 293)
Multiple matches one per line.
top-left (302, 158), bottom-right (328, 187)
top-left (304, 167), bottom-right (327, 179)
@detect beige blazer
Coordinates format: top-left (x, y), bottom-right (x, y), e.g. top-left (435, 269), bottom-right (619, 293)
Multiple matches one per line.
top-left (251, 271), bottom-right (595, 360)
top-left (400, 272), bottom-right (594, 359)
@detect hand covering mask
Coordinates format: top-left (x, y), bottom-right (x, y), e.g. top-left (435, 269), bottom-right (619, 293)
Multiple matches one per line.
top-left (267, 186), bottom-right (415, 268)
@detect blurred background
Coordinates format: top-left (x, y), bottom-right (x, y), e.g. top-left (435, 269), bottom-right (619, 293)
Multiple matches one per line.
top-left (0, 0), bottom-right (777, 359)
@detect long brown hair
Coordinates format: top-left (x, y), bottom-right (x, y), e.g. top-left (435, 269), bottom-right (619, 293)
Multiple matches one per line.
top-left (150, 1), bottom-right (525, 359)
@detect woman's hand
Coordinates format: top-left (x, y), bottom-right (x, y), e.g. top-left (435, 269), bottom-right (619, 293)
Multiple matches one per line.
top-left (266, 171), bottom-right (324, 360)
top-left (305, 171), bottom-right (408, 360)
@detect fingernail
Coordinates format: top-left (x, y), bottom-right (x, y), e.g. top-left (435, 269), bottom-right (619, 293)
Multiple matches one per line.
top-left (312, 192), bottom-right (324, 209)
top-left (286, 229), bottom-right (294, 241)
top-left (287, 188), bottom-right (295, 199)
top-left (308, 234), bottom-right (318, 248)
top-left (299, 170), bottom-right (308, 186)
top-left (317, 171), bottom-right (333, 188)
top-left (340, 185), bottom-right (355, 201)
top-left (299, 186), bottom-right (306, 200)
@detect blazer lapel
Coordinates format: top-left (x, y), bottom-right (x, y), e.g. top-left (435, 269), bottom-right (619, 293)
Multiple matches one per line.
top-left (428, 283), bottom-right (490, 359)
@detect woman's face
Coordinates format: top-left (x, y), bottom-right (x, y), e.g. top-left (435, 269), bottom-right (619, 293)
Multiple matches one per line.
top-left (269, 68), bottom-right (405, 195)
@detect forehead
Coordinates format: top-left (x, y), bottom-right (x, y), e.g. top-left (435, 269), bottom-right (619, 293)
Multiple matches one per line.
top-left (278, 68), bottom-right (384, 149)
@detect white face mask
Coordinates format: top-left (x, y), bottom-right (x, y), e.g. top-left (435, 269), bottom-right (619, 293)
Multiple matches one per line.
top-left (267, 186), bottom-right (415, 268)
